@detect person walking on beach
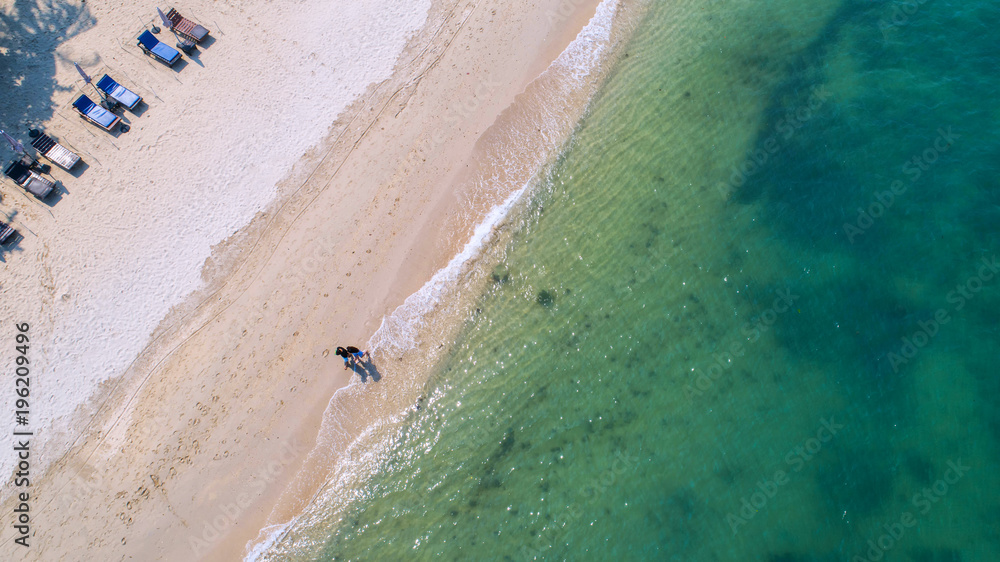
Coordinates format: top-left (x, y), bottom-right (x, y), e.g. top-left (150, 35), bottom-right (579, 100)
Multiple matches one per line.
top-left (336, 346), bottom-right (367, 369)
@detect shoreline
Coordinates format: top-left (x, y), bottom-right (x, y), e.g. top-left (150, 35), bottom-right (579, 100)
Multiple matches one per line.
top-left (246, 0), bottom-right (641, 557)
top-left (0, 0), bottom-right (622, 559)
top-left (232, 0), bottom-right (625, 557)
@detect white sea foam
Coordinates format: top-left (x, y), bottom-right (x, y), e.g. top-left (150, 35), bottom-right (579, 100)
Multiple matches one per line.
top-left (244, 522), bottom-right (294, 562)
top-left (368, 182), bottom-right (530, 356)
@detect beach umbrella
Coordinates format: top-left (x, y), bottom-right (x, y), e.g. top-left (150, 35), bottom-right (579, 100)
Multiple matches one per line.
top-left (74, 62), bottom-right (102, 98)
top-left (75, 61), bottom-right (111, 105)
top-left (156, 7), bottom-right (172, 30)
top-left (1, 130), bottom-right (25, 154)
top-left (74, 62), bottom-right (92, 85)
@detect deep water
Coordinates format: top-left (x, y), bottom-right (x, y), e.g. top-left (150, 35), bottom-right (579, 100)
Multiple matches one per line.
top-left (283, 0), bottom-right (1000, 559)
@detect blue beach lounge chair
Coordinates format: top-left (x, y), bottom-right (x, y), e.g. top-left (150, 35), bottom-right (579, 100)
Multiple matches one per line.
top-left (137, 30), bottom-right (181, 66)
top-left (73, 95), bottom-right (121, 131)
top-left (96, 74), bottom-right (142, 110)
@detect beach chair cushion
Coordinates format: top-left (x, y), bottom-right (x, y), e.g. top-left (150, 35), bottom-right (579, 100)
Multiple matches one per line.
top-left (45, 144), bottom-right (81, 170)
top-left (138, 30), bottom-right (181, 65)
top-left (22, 173), bottom-right (55, 198)
top-left (185, 22), bottom-right (209, 42)
top-left (73, 95), bottom-right (120, 130)
top-left (97, 75), bottom-right (142, 109)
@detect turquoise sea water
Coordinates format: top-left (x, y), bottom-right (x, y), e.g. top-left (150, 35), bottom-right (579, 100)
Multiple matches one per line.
top-left (276, 0), bottom-right (1000, 559)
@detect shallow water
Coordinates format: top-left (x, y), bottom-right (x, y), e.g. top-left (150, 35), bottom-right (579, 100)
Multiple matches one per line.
top-left (272, 0), bottom-right (1000, 559)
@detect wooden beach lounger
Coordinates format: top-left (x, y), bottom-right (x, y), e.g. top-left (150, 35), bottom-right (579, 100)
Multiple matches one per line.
top-left (137, 30), bottom-right (181, 66)
top-left (4, 160), bottom-right (55, 199)
top-left (31, 133), bottom-right (80, 171)
top-left (0, 220), bottom-right (15, 245)
top-left (165, 8), bottom-right (209, 43)
top-left (73, 95), bottom-right (121, 131)
top-left (96, 74), bottom-right (142, 110)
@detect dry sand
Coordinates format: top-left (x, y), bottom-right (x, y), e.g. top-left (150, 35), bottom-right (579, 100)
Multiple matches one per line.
top-left (0, 0), bottom-right (610, 559)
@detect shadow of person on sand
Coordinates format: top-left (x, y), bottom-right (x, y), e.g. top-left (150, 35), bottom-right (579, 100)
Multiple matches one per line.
top-left (351, 356), bottom-right (382, 383)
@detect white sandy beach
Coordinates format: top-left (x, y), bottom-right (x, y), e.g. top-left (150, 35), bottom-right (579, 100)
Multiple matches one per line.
top-left (0, 0), bottom-right (429, 475)
top-left (0, 0), bottom-right (623, 558)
